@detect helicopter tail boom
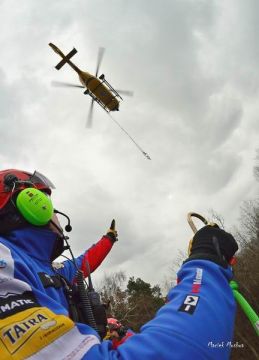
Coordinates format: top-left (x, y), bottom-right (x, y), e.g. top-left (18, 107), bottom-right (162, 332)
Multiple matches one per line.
top-left (49, 43), bottom-right (78, 70)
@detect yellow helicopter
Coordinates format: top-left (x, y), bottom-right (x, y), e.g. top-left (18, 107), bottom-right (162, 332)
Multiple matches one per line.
top-left (49, 43), bottom-right (133, 127)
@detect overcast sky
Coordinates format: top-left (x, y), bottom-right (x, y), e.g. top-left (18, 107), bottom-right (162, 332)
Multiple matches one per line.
top-left (0, 0), bottom-right (258, 287)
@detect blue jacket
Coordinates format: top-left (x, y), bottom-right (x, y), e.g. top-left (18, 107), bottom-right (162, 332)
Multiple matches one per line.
top-left (0, 227), bottom-right (236, 359)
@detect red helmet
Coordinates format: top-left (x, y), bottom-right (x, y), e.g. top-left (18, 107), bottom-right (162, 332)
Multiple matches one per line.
top-left (0, 169), bottom-right (55, 212)
top-left (107, 318), bottom-right (122, 330)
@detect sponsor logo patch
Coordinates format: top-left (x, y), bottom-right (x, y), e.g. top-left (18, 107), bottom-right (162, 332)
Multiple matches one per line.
top-left (0, 307), bottom-right (74, 358)
top-left (178, 295), bottom-right (199, 315)
top-left (191, 268), bottom-right (203, 293)
top-left (0, 291), bottom-right (39, 319)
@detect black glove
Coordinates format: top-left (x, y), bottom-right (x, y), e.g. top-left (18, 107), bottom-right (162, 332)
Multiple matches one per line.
top-left (106, 219), bottom-right (118, 243)
top-left (185, 225), bottom-right (238, 268)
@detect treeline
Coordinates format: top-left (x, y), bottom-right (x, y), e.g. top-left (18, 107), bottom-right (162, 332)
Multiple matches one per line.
top-left (99, 271), bottom-right (165, 332)
top-left (98, 152), bottom-right (259, 359)
top-left (230, 199), bottom-right (259, 360)
top-left (229, 151), bottom-right (259, 360)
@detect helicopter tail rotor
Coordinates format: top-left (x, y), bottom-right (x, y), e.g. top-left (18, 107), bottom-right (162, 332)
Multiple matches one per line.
top-left (49, 44), bottom-right (78, 70)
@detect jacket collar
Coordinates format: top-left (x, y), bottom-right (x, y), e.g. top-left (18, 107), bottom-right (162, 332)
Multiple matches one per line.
top-left (7, 227), bottom-right (61, 261)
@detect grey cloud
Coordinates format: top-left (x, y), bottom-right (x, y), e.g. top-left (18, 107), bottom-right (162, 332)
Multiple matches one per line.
top-left (0, 0), bottom-right (258, 286)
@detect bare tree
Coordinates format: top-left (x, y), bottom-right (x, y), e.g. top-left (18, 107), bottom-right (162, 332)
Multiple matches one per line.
top-left (98, 271), bottom-right (128, 320)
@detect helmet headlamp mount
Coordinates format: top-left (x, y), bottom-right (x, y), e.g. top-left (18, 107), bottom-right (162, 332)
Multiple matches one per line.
top-left (4, 174), bottom-right (19, 191)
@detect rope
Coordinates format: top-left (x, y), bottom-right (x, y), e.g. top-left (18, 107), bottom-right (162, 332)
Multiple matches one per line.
top-left (109, 114), bottom-right (151, 160)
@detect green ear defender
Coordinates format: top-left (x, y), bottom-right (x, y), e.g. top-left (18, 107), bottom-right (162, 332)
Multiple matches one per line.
top-left (16, 188), bottom-right (54, 226)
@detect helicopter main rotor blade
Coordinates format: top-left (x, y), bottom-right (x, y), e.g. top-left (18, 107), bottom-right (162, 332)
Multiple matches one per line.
top-left (86, 99), bottom-right (95, 128)
top-left (51, 80), bottom-right (84, 89)
top-left (95, 47), bottom-right (105, 77)
top-left (115, 90), bottom-right (134, 97)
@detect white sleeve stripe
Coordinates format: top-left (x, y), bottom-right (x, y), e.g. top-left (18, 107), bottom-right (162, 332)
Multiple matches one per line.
top-left (27, 327), bottom-right (100, 360)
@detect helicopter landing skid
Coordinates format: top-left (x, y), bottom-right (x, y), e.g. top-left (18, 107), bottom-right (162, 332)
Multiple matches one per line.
top-left (99, 75), bottom-right (123, 101)
top-left (84, 90), bottom-right (110, 113)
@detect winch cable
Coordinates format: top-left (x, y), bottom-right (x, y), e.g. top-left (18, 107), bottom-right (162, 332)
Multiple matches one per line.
top-left (109, 113), bottom-right (151, 160)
